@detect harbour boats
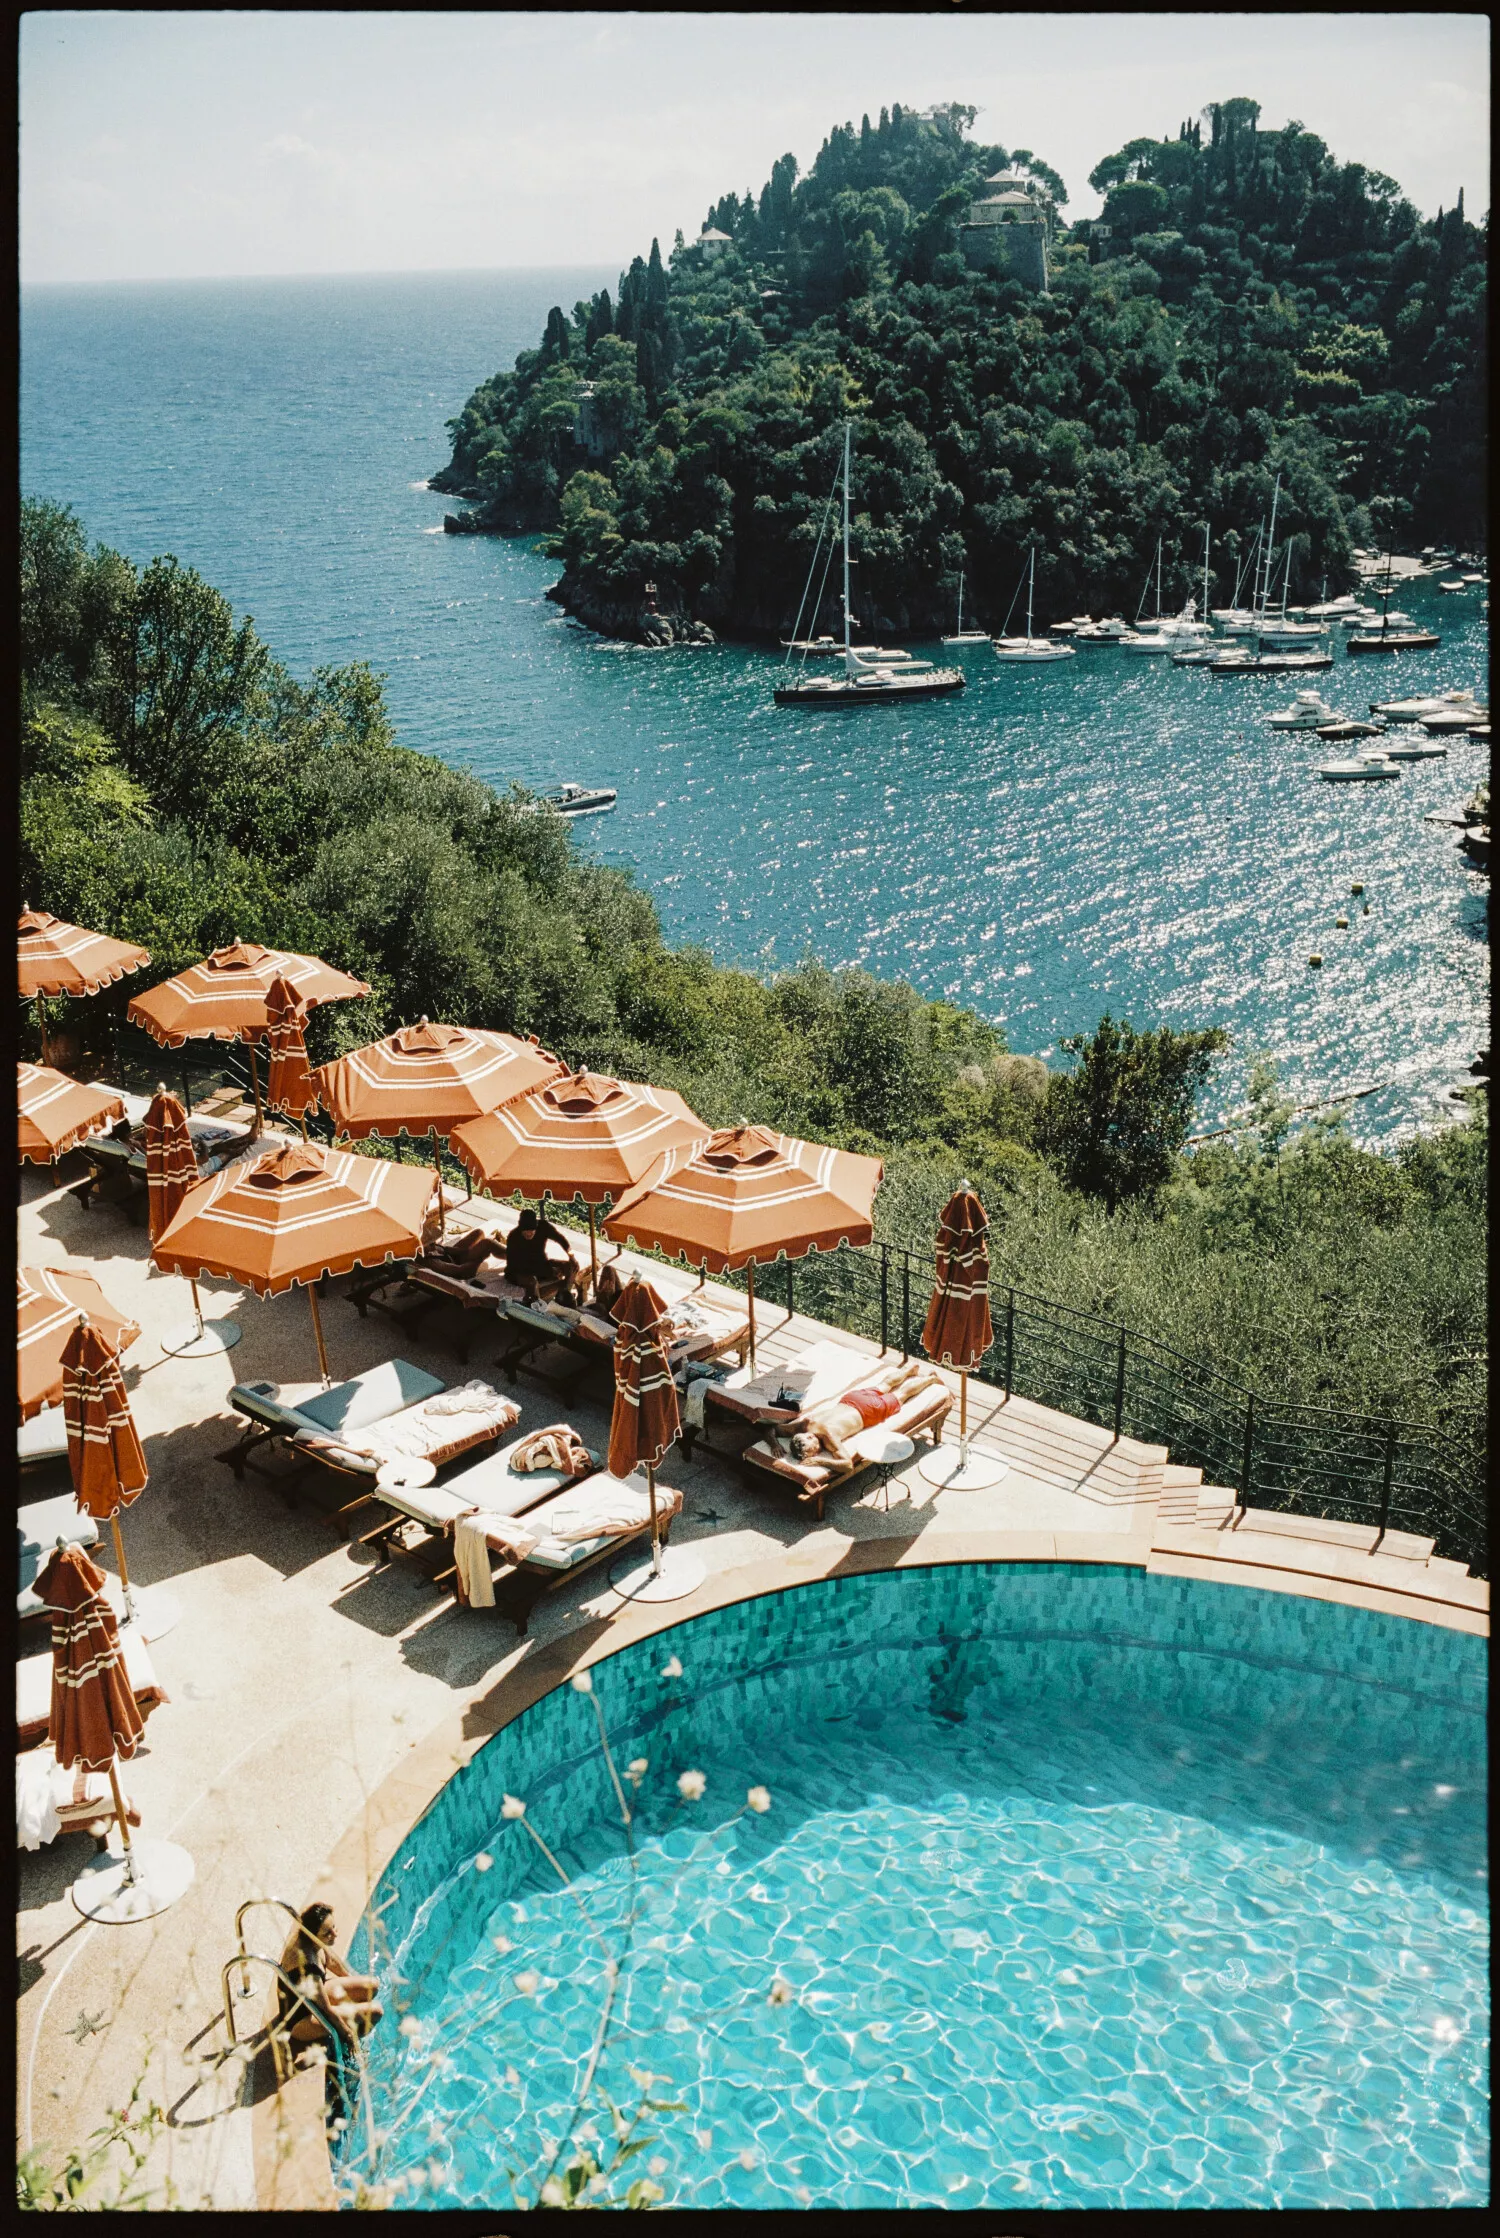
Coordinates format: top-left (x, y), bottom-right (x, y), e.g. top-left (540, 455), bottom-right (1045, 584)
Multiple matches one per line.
top-left (1266, 691), bottom-right (1338, 730)
top-left (1210, 650), bottom-right (1334, 675)
top-left (1120, 629), bottom-right (1177, 655)
top-left (991, 550), bottom-right (1076, 662)
top-left (1339, 608), bottom-right (1382, 629)
top-left (1171, 640), bottom-right (1228, 666)
top-left (1384, 737), bottom-right (1449, 760)
top-left (1368, 689), bottom-right (1480, 719)
top-left (1467, 722), bottom-right (1490, 743)
top-left (1073, 615), bottom-right (1134, 642)
top-left (1314, 720), bottom-right (1386, 743)
top-left (534, 782), bottom-right (618, 818)
top-left (780, 634), bottom-right (842, 655)
top-left (775, 426), bottom-right (965, 706)
top-left (1317, 755), bottom-right (1402, 782)
top-left (1258, 620), bottom-right (1329, 649)
top-left (941, 569), bottom-right (990, 645)
top-left (1461, 571), bottom-right (1486, 586)
top-left (1346, 596), bottom-right (1441, 655)
top-left (1420, 706), bottom-right (1490, 734)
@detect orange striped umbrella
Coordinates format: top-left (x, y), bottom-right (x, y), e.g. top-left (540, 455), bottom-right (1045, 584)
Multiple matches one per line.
top-left (63, 1315), bottom-right (150, 1624)
top-left (19, 1063), bottom-right (126, 1165)
top-left (265, 976), bottom-right (319, 1123)
top-left (18, 907), bottom-right (151, 1000)
top-left (127, 940), bottom-right (371, 1047)
top-left (312, 1017), bottom-right (565, 1142)
top-left (34, 1541), bottom-right (145, 1860)
top-left (142, 1088), bottom-right (199, 1241)
top-left (450, 1068), bottom-right (706, 1280)
top-left (603, 1123), bottom-right (883, 1366)
top-left (607, 1278), bottom-right (680, 1573)
top-left (922, 1186), bottom-right (992, 1458)
top-left (152, 1138), bottom-right (442, 1381)
top-left (19, 1265), bottom-right (140, 1422)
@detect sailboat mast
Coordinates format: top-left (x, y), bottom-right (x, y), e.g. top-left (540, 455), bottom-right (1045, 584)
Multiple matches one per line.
top-left (956, 568), bottom-right (964, 635)
top-left (1259, 474), bottom-right (1281, 616)
top-left (842, 422), bottom-right (852, 668)
top-left (1026, 549), bottom-right (1035, 642)
top-left (1202, 524), bottom-right (1210, 620)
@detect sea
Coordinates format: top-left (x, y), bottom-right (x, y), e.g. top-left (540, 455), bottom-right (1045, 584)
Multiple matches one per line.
top-left (21, 268), bottom-right (1490, 1140)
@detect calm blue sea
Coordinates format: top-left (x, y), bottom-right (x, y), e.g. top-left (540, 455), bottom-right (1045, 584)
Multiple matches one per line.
top-left (21, 269), bottom-right (1489, 1138)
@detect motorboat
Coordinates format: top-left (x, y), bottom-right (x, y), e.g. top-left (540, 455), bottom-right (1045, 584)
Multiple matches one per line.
top-left (1369, 689), bottom-right (1480, 719)
top-left (1073, 615), bottom-right (1134, 642)
top-left (1266, 691), bottom-right (1338, 730)
top-left (776, 426), bottom-right (965, 705)
top-left (1315, 719), bottom-right (1386, 743)
top-left (1211, 650), bottom-right (1334, 674)
top-left (1384, 737), bottom-right (1449, 760)
top-left (1120, 630), bottom-right (1176, 655)
top-left (1421, 706), bottom-right (1490, 734)
top-left (1461, 572), bottom-right (1486, 586)
top-left (1317, 755), bottom-right (1402, 782)
top-left (780, 634), bottom-right (842, 655)
top-left (1171, 641), bottom-right (1229, 666)
top-left (534, 782), bottom-right (618, 817)
top-left (1339, 608), bottom-right (1382, 630)
top-left (991, 550), bottom-right (1077, 662)
top-left (1438, 579), bottom-right (1469, 594)
top-left (941, 569), bottom-right (991, 645)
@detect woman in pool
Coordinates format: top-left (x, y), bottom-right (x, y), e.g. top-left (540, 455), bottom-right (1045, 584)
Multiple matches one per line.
top-left (277, 1903), bottom-right (383, 2059)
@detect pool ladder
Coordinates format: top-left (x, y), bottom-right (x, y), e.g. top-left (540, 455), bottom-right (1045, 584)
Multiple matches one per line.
top-left (221, 1898), bottom-right (331, 2083)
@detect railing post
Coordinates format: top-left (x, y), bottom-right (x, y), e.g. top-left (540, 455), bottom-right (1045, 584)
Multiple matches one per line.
top-left (786, 1258), bottom-right (794, 1319)
top-left (880, 1247), bottom-right (890, 1354)
top-left (1005, 1288), bottom-right (1015, 1400)
top-left (1112, 1326), bottom-right (1127, 1443)
top-left (1376, 1427), bottom-right (1395, 1551)
top-left (1239, 1395), bottom-right (1255, 1522)
top-left (900, 1252), bottom-right (911, 1359)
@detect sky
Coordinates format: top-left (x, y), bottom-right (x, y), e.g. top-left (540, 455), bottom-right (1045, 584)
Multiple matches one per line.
top-left (21, 10), bottom-right (1490, 285)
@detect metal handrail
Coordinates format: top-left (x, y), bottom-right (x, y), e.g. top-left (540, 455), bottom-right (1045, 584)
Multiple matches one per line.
top-left (219, 1953), bottom-right (342, 2083)
top-left (232, 1896), bottom-right (305, 1997)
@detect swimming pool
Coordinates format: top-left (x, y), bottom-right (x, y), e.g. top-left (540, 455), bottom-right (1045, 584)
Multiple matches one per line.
top-left (337, 1565), bottom-right (1488, 2209)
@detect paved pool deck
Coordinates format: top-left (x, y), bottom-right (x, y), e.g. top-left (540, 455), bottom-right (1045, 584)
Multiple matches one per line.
top-left (15, 1142), bottom-right (1486, 2209)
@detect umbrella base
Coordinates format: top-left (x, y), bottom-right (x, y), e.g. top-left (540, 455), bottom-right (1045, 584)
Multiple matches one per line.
top-left (917, 1443), bottom-right (1009, 1492)
top-left (71, 1837), bottom-right (195, 1923)
top-left (120, 1585), bottom-right (181, 1643)
top-left (160, 1317), bottom-right (242, 1358)
top-left (608, 1546), bottom-right (707, 1604)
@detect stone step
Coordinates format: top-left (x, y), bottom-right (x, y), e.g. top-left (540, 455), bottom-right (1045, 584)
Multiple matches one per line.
top-left (1194, 1487), bottom-right (1239, 1525)
top-left (1151, 1524), bottom-right (1489, 1612)
top-left (1427, 1555), bottom-right (1474, 1579)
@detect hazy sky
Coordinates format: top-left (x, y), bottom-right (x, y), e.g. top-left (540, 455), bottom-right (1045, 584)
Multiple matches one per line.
top-left (22, 11), bottom-right (1490, 284)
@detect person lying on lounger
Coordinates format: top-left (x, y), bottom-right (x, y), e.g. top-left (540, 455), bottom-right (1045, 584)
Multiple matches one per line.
top-left (424, 1226), bottom-right (506, 1279)
top-left (779, 1358), bottom-right (936, 1462)
top-left (277, 1903), bottom-right (383, 2060)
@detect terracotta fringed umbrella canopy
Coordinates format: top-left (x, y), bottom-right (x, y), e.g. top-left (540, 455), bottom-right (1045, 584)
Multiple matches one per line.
top-left (152, 1137), bottom-right (442, 1384)
top-left (127, 940), bottom-right (370, 1134)
top-left (62, 1316), bottom-right (151, 1624)
top-left (19, 1266), bottom-right (140, 1422)
top-left (917, 1185), bottom-right (1006, 1493)
top-left (264, 975), bottom-right (319, 1128)
top-left (451, 1068), bottom-right (706, 1284)
top-left (312, 1017), bottom-right (565, 1143)
top-left (19, 1063), bottom-right (126, 1166)
top-left (607, 1278), bottom-right (681, 1579)
top-left (19, 907), bottom-right (151, 1067)
top-left (603, 1123), bottom-right (884, 1367)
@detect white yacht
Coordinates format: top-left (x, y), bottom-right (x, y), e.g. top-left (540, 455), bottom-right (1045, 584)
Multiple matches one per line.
top-left (535, 782), bottom-right (618, 817)
top-left (1384, 736), bottom-right (1449, 760)
top-left (992, 551), bottom-right (1077, 662)
top-left (1369, 688), bottom-right (1481, 719)
top-left (1073, 615), bottom-right (1134, 642)
top-left (1267, 690), bottom-right (1338, 730)
top-left (1121, 628), bottom-right (1176, 655)
top-left (1318, 755), bottom-right (1402, 782)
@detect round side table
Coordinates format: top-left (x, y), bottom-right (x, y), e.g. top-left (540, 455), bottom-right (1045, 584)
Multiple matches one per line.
top-left (374, 1456), bottom-right (437, 1494)
top-left (849, 1427), bottom-right (916, 1511)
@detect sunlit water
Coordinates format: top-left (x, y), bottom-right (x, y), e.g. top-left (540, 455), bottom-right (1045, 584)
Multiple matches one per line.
top-left (22, 271), bottom-right (1489, 1136)
top-left (343, 1567), bottom-right (1487, 2210)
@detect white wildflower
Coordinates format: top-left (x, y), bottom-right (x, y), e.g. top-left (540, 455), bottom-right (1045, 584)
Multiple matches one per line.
top-left (570, 1671), bottom-right (593, 1694)
top-left (737, 2148), bottom-right (757, 2171)
top-left (768, 1977), bottom-right (793, 2006)
top-left (677, 1769), bottom-right (706, 1801)
top-left (747, 1785), bottom-right (771, 1814)
top-left (540, 2176), bottom-right (565, 2206)
top-left (492, 1933), bottom-right (512, 1954)
top-left (627, 1757), bottom-right (649, 1784)
top-left (514, 1971), bottom-right (540, 1997)
top-left (661, 1655), bottom-right (683, 1679)
top-left (474, 1851), bottom-right (493, 1872)
top-left (501, 1794), bottom-right (527, 1819)
top-left (648, 2156), bottom-right (668, 2177)
top-left (398, 2015), bottom-right (422, 2039)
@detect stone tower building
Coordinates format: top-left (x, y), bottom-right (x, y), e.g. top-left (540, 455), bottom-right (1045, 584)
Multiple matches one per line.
top-left (959, 169), bottom-right (1052, 291)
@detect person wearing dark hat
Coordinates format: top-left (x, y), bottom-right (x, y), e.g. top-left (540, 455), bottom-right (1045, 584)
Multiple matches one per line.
top-left (503, 1206), bottom-right (580, 1303)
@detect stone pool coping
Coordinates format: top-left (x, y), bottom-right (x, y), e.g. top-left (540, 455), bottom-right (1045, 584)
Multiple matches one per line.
top-left (251, 1523), bottom-right (1486, 2205)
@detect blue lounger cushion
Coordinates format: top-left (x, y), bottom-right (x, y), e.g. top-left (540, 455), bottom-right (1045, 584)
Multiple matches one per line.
top-left (229, 1359), bottom-right (447, 1440)
top-left (19, 1495), bottom-right (101, 1618)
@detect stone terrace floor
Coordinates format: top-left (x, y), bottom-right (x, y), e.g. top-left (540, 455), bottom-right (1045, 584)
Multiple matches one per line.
top-left (15, 1129), bottom-right (1486, 2209)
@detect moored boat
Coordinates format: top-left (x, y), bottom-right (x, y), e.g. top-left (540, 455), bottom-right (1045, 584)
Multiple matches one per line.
top-left (1266, 690), bottom-right (1338, 730)
top-left (1317, 755), bottom-right (1402, 782)
top-left (534, 781), bottom-right (618, 817)
top-left (991, 549), bottom-right (1076, 662)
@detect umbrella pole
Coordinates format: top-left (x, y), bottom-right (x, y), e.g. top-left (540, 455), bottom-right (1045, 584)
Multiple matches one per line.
top-left (308, 1285), bottom-right (332, 1387)
top-left (106, 1761), bottom-right (137, 1867)
top-left (188, 1277), bottom-right (207, 1341)
top-left (587, 1203), bottom-right (599, 1289)
top-left (960, 1369), bottom-right (969, 1467)
top-left (110, 1510), bottom-right (142, 1630)
top-left (36, 995), bottom-right (50, 1067)
top-left (647, 1462), bottom-right (661, 1577)
top-left (247, 1041), bottom-right (264, 1138)
top-left (746, 1264), bottom-right (756, 1372)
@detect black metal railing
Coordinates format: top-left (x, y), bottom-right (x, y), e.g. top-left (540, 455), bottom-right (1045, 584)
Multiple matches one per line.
top-left (719, 1240), bottom-right (1485, 1578)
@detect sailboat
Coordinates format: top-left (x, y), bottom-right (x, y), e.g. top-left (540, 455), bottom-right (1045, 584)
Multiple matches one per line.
top-left (775, 427), bottom-right (965, 705)
top-left (991, 549), bottom-right (1076, 662)
top-left (942, 568), bottom-right (989, 645)
top-left (1346, 563), bottom-right (1441, 656)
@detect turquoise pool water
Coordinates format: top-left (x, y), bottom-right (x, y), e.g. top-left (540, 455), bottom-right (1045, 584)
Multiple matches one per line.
top-left (339, 1567), bottom-right (1487, 2209)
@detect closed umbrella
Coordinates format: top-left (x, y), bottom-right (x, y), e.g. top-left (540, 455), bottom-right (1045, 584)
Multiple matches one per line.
top-left (127, 939), bottom-right (370, 1135)
top-left (34, 1542), bottom-right (193, 1924)
top-left (264, 976), bottom-right (319, 1128)
top-left (152, 1137), bottom-right (442, 1387)
top-left (19, 1062), bottom-right (126, 1166)
top-left (19, 1265), bottom-right (140, 1422)
top-left (450, 1069), bottom-right (706, 1286)
top-left (917, 1185), bottom-right (1006, 1491)
top-left (605, 1277), bottom-right (704, 1605)
top-left (62, 1315), bottom-right (177, 1639)
top-left (603, 1123), bottom-right (884, 1368)
top-left (312, 1017), bottom-right (565, 1145)
top-left (143, 1086), bottom-right (242, 1359)
top-left (19, 906), bottom-right (151, 1066)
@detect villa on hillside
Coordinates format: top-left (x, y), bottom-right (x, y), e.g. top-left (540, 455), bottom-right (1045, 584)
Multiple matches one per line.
top-left (959, 167), bottom-right (1053, 290)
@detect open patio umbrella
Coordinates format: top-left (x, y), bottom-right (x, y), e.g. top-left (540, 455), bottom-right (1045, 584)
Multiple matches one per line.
top-left (143, 1086), bottom-right (242, 1359)
top-left (605, 1277), bottom-right (704, 1605)
top-left (917, 1185), bottom-right (1006, 1491)
top-left (450, 1069), bottom-right (706, 1286)
top-left (151, 1137), bottom-right (442, 1386)
top-left (19, 1063), bottom-right (126, 1166)
top-left (34, 1541), bottom-right (193, 1924)
top-left (19, 906), bottom-right (151, 1066)
top-left (312, 1017), bottom-right (565, 1150)
top-left (62, 1315), bottom-right (177, 1640)
top-left (127, 939), bottom-right (371, 1134)
top-left (264, 976), bottom-right (319, 1129)
top-left (603, 1123), bottom-right (884, 1369)
top-left (19, 1265), bottom-right (140, 1421)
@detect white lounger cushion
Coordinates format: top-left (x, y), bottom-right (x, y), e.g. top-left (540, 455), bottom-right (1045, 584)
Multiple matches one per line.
top-left (376, 1433), bottom-right (601, 1533)
top-left (512, 1469), bottom-right (683, 1570)
top-left (296, 1380), bottom-right (520, 1474)
top-left (714, 1337), bottom-right (871, 1414)
top-left (747, 1374), bottom-right (950, 1486)
top-left (19, 1496), bottom-right (103, 1617)
top-left (19, 1408), bottom-right (70, 1466)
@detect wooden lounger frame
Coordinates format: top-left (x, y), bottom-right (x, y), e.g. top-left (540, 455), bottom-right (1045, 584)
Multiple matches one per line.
top-left (738, 1380), bottom-right (953, 1521)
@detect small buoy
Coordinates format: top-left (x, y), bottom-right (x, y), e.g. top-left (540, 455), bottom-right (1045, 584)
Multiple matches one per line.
top-left (1335, 916), bottom-right (1349, 929)
top-left (1351, 882), bottom-right (1364, 896)
top-left (1362, 904), bottom-right (1371, 916)
top-left (1308, 953), bottom-right (1323, 967)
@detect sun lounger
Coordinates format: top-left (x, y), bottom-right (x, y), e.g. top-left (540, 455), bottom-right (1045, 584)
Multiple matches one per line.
top-left (17, 1625), bottom-right (167, 1751)
top-left (355, 1424), bottom-right (601, 1576)
top-left (75, 1114), bottom-right (259, 1218)
top-left (216, 1357), bottom-right (448, 1483)
top-left (289, 1378), bottom-right (521, 1493)
top-left (357, 1262), bottom-right (531, 1361)
top-left (497, 1283), bottom-right (749, 1389)
top-left (18, 1745), bottom-right (142, 1850)
top-left (19, 1494), bottom-right (102, 1624)
top-left (739, 1363), bottom-right (952, 1520)
top-left (19, 1406), bottom-right (71, 1474)
top-left (681, 1336), bottom-right (878, 1458)
top-left (451, 1467), bottom-right (684, 1633)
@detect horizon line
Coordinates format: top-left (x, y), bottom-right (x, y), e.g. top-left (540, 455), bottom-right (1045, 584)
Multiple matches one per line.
top-left (21, 259), bottom-right (633, 290)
